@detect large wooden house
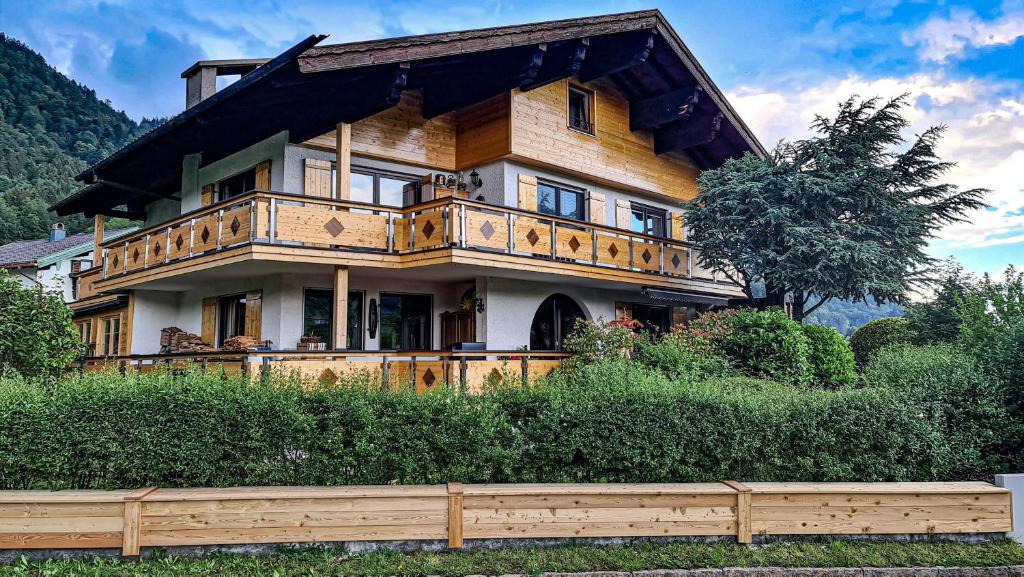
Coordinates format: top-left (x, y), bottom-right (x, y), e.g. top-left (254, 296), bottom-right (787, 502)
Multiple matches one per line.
top-left (53, 10), bottom-right (765, 384)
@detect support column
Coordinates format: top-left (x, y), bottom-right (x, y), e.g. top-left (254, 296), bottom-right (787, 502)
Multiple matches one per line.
top-left (93, 214), bottom-right (105, 254)
top-left (333, 266), bottom-right (349, 349)
top-left (335, 122), bottom-right (351, 200)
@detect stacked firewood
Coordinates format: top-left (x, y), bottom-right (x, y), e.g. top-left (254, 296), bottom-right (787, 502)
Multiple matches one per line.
top-left (297, 335), bottom-right (326, 351)
top-left (222, 335), bottom-right (265, 351)
top-left (160, 327), bottom-right (215, 353)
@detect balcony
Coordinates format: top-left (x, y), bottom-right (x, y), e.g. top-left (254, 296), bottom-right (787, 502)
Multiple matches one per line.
top-left (94, 190), bottom-right (736, 294)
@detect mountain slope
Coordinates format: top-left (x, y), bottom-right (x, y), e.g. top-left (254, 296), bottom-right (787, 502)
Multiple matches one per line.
top-left (0, 34), bottom-right (163, 244)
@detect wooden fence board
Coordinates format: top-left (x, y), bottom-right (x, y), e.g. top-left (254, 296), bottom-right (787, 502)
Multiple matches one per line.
top-left (0, 482), bottom-right (1010, 552)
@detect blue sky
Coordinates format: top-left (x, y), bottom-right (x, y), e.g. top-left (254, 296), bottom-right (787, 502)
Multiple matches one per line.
top-left (2, 0), bottom-right (1022, 277)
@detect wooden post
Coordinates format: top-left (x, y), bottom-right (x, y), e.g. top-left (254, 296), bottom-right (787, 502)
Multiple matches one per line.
top-left (335, 122), bottom-right (351, 200)
top-left (447, 482), bottom-right (464, 548)
top-left (121, 487), bottom-right (157, 556)
top-left (333, 266), bottom-right (349, 349)
top-left (93, 214), bottom-right (105, 254)
top-left (723, 480), bottom-right (752, 544)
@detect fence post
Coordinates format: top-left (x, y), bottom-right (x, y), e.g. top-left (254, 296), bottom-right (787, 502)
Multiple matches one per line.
top-left (261, 356), bottom-right (271, 385)
top-left (520, 356), bottom-right (529, 385)
top-left (723, 480), bottom-right (752, 544)
top-left (459, 357), bottom-right (468, 394)
top-left (121, 487), bottom-right (157, 556)
top-left (447, 482), bottom-right (464, 548)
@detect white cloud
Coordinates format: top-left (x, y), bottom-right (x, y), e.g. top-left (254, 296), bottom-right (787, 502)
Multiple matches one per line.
top-left (727, 73), bottom-right (1024, 260)
top-left (901, 7), bottom-right (1024, 63)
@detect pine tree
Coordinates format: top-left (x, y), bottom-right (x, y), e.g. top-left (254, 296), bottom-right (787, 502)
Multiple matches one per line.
top-left (686, 95), bottom-right (987, 322)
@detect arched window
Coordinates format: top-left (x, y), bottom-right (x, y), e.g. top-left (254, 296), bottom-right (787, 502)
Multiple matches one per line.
top-left (530, 294), bottom-right (586, 350)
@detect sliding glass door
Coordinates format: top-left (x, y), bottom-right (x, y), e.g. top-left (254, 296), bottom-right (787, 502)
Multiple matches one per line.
top-left (379, 293), bottom-right (432, 350)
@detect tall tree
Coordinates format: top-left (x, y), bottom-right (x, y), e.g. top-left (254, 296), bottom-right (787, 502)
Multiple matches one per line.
top-left (686, 95), bottom-right (987, 322)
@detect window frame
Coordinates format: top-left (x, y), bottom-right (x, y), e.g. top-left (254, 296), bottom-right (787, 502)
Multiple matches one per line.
top-left (566, 84), bottom-right (596, 136)
top-left (302, 288), bottom-right (365, 349)
top-left (100, 315), bottom-right (120, 357)
top-left (216, 293), bottom-right (248, 347)
top-left (536, 179), bottom-right (587, 222)
top-left (629, 202), bottom-right (670, 238)
top-left (331, 164), bottom-right (421, 206)
top-left (216, 164), bottom-right (261, 202)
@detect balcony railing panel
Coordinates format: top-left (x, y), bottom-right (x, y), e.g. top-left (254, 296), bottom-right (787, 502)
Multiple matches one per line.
top-left (97, 190), bottom-right (724, 285)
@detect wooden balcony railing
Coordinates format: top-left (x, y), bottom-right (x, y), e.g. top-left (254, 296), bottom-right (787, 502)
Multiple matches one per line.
top-left (79, 349), bottom-right (569, 394)
top-left (98, 190), bottom-right (722, 283)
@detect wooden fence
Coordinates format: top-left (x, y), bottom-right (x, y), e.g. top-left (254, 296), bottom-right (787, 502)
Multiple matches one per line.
top-left (0, 482), bottom-right (1010, 555)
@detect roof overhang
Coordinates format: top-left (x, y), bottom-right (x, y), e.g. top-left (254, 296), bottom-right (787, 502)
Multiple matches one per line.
top-left (51, 10), bottom-right (764, 218)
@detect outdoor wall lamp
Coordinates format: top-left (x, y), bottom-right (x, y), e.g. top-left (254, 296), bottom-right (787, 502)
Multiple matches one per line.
top-left (469, 169), bottom-right (482, 188)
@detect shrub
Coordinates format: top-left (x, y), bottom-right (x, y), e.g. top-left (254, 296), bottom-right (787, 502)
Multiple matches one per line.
top-left (0, 364), bottom-right (981, 489)
top-left (864, 345), bottom-right (1010, 479)
top-left (562, 319), bottom-right (634, 368)
top-left (717, 308), bottom-right (810, 384)
top-left (633, 332), bottom-right (734, 383)
top-left (0, 270), bottom-right (80, 378)
top-left (802, 324), bottom-right (857, 387)
top-left (849, 317), bottom-right (916, 368)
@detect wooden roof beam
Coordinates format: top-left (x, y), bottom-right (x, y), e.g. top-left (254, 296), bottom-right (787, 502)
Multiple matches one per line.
top-left (420, 45), bottom-right (546, 118)
top-left (630, 85), bottom-right (703, 131)
top-left (520, 38), bottom-right (589, 92)
top-left (654, 110), bottom-right (724, 155)
top-left (577, 29), bottom-right (655, 83)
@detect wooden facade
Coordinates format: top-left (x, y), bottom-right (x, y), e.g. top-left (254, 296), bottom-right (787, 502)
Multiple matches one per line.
top-left (0, 482), bottom-right (1010, 553)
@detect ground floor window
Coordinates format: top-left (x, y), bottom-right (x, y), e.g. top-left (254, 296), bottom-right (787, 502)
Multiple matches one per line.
top-left (217, 294), bottom-right (247, 347)
top-left (303, 289), bottom-right (365, 349)
top-left (77, 323), bottom-right (94, 354)
top-left (530, 293), bottom-right (586, 351)
top-left (379, 293), bottom-right (432, 350)
top-left (631, 303), bottom-right (672, 334)
top-left (101, 316), bottom-right (120, 356)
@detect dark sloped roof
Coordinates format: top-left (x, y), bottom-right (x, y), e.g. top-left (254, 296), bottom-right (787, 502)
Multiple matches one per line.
top-left (52, 10), bottom-right (765, 218)
top-left (0, 233), bottom-right (94, 268)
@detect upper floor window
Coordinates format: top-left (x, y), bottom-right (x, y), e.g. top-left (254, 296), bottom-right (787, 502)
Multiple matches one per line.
top-left (218, 165), bottom-right (259, 201)
top-left (538, 181), bottom-right (585, 222)
top-left (331, 165), bottom-right (420, 207)
top-left (567, 85), bottom-right (595, 135)
top-left (630, 202), bottom-right (668, 238)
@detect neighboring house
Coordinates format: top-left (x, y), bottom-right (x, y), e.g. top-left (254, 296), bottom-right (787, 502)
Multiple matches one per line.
top-left (50, 11), bottom-right (766, 375)
top-left (0, 224), bottom-right (137, 357)
top-left (0, 224), bottom-right (99, 302)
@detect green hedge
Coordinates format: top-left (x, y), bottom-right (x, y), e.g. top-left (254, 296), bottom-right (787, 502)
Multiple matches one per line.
top-left (0, 362), bottom-right (987, 490)
top-left (802, 324), bottom-right (857, 387)
top-left (850, 317), bottom-right (916, 368)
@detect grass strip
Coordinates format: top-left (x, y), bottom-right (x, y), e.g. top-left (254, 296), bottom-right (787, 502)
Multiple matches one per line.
top-left (1, 539), bottom-right (1023, 576)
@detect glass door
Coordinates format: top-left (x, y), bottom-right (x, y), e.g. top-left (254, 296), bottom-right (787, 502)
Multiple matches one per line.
top-left (379, 293), bottom-right (432, 350)
top-left (302, 289), bottom-right (364, 349)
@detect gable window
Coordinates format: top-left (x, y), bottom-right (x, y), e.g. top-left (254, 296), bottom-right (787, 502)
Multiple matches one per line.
top-left (630, 203), bottom-right (668, 238)
top-left (567, 85), bottom-right (595, 135)
top-left (538, 181), bottom-right (585, 221)
top-left (217, 166), bottom-right (259, 201)
top-left (216, 293), bottom-right (247, 347)
top-left (331, 165), bottom-right (420, 207)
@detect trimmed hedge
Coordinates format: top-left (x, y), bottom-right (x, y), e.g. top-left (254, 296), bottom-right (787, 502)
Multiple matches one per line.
top-left (802, 324), bottom-right (857, 387)
top-left (718, 308), bottom-right (810, 384)
top-left (0, 363), bottom-right (984, 490)
top-left (850, 317), bottom-right (916, 368)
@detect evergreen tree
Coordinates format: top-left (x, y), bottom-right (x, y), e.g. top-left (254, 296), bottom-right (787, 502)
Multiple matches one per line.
top-left (686, 95), bottom-right (987, 322)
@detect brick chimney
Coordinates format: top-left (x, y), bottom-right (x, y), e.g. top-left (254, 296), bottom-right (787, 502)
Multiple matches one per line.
top-left (182, 59), bottom-right (269, 109)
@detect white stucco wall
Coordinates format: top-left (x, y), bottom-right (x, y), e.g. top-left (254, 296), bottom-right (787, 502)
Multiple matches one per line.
top-left (128, 271), bottom-right (471, 354)
top-left (176, 131), bottom-right (289, 214)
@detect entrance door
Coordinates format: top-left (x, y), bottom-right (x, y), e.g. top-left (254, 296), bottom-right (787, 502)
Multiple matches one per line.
top-left (631, 304), bottom-right (672, 335)
top-left (380, 293), bottom-right (432, 350)
top-left (530, 293), bottom-right (586, 350)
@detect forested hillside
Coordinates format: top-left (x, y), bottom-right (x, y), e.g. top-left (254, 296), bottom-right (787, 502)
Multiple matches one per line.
top-left (807, 298), bottom-right (904, 336)
top-left (0, 34), bottom-right (163, 244)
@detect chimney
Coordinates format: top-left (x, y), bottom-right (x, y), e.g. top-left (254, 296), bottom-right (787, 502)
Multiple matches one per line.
top-left (49, 222), bottom-right (66, 242)
top-left (182, 59), bottom-right (269, 109)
